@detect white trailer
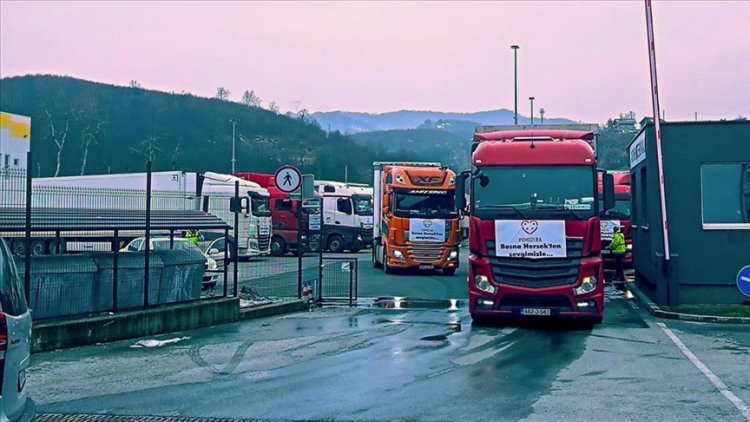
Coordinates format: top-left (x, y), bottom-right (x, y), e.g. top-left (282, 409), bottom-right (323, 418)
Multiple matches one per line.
top-left (22, 171), bottom-right (272, 257)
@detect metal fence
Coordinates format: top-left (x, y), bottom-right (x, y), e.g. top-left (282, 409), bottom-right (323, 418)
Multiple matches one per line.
top-left (1, 163), bottom-right (359, 321)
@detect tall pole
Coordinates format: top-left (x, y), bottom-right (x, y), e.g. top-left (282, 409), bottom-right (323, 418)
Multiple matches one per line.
top-left (511, 45), bottom-right (520, 125)
top-left (231, 119), bottom-right (236, 174)
top-left (645, 0), bottom-right (671, 265)
top-left (540, 108), bottom-right (545, 124)
top-left (345, 164), bottom-right (348, 183)
top-left (529, 97), bottom-right (535, 124)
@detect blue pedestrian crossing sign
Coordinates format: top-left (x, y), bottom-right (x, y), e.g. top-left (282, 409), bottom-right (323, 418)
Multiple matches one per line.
top-left (737, 266), bottom-right (750, 297)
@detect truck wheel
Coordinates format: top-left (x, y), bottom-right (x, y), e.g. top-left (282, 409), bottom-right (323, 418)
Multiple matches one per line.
top-left (270, 236), bottom-right (286, 257)
top-left (443, 267), bottom-right (457, 276)
top-left (48, 238), bottom-right (67, 255)
top-left (383, 249), bottom-right (394, 274)
top-left (11, 239), bottom-right (26, 257)
top-left (31, 239), bottom-right (47, 256)
top-left (327, 235), bottom-right (345, 253)
top-left (372, 247), bottom-right (382, 268)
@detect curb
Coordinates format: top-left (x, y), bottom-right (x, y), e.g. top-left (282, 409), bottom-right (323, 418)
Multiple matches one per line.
top-left (239, 299), bottom-right (307, 320)
top-left (628, 283), bottom-right (750, 324)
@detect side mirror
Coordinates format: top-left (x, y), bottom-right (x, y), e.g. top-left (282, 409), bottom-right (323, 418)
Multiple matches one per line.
top-left (602, 173), bottom-right (616, 212)
top-left (208, 248), bottom-right (219, 255)
top-left (455, 172), bottom-right (467, 211)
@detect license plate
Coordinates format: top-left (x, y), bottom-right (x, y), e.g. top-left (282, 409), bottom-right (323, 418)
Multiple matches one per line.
top-left (419, 264), bottom-right (434, 270)
top-left (18, 368), bottom-right (26, 391)
top-left (521, 308), bottom-right (551, 316)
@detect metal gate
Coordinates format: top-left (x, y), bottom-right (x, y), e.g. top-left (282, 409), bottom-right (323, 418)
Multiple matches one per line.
top-left (316, 256), bottom-right (358, 306)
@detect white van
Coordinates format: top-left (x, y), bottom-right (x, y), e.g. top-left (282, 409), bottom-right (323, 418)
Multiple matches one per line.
top-left (0, 238), bottom-right (35, 421)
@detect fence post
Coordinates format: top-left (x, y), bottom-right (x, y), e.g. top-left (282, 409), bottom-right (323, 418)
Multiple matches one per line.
top-left (113, 230), bottom-right (119, 312)
top-left (297, 207), bottom-right (303, 299)
top-left (232, 181), bottom-right (239, 298)
top-left (144, 160), bottom-right (152, 308)
top-left (24, 151), bottom-right (31, 304)
top-left (223, 227), bottom-right (229, 297)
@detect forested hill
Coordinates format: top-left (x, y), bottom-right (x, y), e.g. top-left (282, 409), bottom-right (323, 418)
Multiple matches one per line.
top-left (0, 75), bottom-right (412, 182)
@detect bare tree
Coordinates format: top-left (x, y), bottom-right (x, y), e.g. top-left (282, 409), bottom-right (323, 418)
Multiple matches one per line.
top-left (79, 109), bottom-right (105, 175)
top-left (268, 101), bottom-right (280, 114)
top-left (129, 80), bottom-right (141, 88)
top-left (241, 90), bottom-right (262, 107)
top-left (130, 135), bottom-right (162, 162)
top-left (45, 109), bottom-right (71, 177)
top-left (216, 87), bottom-right (231, 101)
top-left (170, 143), bottom-right (182, 170)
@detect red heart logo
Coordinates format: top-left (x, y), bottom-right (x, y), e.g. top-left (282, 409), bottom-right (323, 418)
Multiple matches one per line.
top-left (521, 220), bottom-right (538, 235)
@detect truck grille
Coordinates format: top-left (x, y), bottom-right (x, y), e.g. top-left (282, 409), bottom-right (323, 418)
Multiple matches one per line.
top-left (485, 239), bottom-right (584, 289)
top-left (408, 242), bottom-right (444, 262)
top-left (258, 233), bottom-right (270, 251)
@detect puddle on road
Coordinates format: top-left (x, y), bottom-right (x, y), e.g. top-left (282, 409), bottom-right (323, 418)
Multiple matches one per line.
top-left (367, 297), bottom-right (463, 310)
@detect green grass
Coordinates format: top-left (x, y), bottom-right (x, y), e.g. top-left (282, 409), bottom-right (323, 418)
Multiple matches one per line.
top-left (663, 304), bottom-right (750, 318)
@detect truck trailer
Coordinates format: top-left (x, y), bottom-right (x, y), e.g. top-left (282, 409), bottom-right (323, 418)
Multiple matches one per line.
top-left (457, 129), bottom-right (616, 324)
top-left (4, 171), bottom-right (273, 257)
top-left (372, 162), bottom-right (461, 275)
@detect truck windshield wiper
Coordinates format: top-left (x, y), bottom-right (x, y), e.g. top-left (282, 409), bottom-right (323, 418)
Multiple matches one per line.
top-left (534, 203), bottom-right (588, 220)
top-left (476, 204), bottom-right (532, 219)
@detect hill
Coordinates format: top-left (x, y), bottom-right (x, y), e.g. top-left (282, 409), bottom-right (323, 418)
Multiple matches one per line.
top-left (0, 75), bottom-right (410, 183)
top-left (351, 129), bottom-right (469, 171)
top-left (312, 109), bottom-right (575, 134)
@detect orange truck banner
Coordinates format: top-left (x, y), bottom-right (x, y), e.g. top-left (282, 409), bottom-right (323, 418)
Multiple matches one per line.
top-left (495, 220), bottom-right (567, 259)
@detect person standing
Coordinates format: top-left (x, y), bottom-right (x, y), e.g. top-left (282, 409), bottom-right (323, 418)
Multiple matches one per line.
top-left (608, 226), bottom-right (627, 289)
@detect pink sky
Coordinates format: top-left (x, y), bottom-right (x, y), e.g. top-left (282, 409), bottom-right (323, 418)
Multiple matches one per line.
top-left (1, 1), bottom-right (748, 123)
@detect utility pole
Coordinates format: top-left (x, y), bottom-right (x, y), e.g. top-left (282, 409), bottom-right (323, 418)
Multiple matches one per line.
top-left (345, 164), bottom-right (348, 183)
top-left (511, 45), bottom-right (520, 125)
top-left (540, 108), bottom-right (545, 124)
top-left (230, 118), bottom-right (236, 173)
top-left (695, 112), bottom-right (698, 122)
top-left (529, 97), bottom-right (535, 124)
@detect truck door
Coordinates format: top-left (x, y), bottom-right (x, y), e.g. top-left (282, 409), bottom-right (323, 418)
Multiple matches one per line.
top-left (335, 197), bottom-right (355, 229)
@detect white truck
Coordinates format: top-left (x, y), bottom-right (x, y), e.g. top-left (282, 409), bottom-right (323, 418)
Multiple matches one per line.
top-left (4, 171), bottom-right (272, 257)
top-left (314, 180), bottom-right (374, 253)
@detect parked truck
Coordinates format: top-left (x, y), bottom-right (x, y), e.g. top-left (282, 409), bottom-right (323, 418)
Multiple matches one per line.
top-left (233, 171), bottom-right (320, 256)
top-left (3, 171), bottom-right (273, 257)
top-left (456, 128), bottom-right (616, 324)
top-left (372, 162), bottom-right (461, 275)
top-left (314, 180), bottom-right (373, 253)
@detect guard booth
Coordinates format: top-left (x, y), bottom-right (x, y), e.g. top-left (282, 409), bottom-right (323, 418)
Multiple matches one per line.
top-left (628, 120), bottom-right (750, 306)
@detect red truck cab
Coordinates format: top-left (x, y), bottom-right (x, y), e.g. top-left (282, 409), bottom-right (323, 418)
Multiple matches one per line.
top-left (456, 129), bottom-right (616, 324)
top-left (598, 172), bottom-right (633, 267)
top-left (234, 172), bottom-right (308, 256)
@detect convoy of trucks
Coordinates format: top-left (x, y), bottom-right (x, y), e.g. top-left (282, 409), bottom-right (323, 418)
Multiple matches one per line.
top-left (456, 128), bottom-right (616, 324)
top-left (1, 171), bottom-right (273, 257)
top-left (371, 162), bottom-right (462, 275)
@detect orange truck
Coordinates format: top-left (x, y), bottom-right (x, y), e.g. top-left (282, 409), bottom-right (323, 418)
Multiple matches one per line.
top-left (371, 162), bottom-right (461, 275)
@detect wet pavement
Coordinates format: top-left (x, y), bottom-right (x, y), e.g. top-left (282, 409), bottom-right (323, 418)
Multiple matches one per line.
top-left (29, 280), bottom-right (750, 421)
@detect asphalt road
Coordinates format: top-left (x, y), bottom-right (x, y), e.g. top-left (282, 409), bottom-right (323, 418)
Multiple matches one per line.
top-left (29, 249), bottom-right (750, 421)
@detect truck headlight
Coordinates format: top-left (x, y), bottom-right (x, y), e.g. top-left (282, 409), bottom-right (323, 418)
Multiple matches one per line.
top-left (207, 257), bottom-right (218, 271)
top-left (448, 250), bottom-right (458, 260)
top-left (574, 276), bottom-right (597, 295)
top-left (474, 275), bottom-right (497, 294)
top-left (393, 250), bottom-right (405, 260)
top-left (627, 244), bottom-right (633, 251)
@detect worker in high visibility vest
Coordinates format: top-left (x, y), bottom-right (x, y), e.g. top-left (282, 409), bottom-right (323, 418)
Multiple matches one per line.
top-left (185, 229), bottom-right (200, 245)
top-left (608, 226), bottom-right (627, 288)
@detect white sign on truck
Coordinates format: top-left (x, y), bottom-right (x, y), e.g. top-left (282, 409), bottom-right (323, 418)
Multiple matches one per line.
top-left (409, 219), bottom-right (445, 243)
top-left (495, 220), bottom-right (567, 259)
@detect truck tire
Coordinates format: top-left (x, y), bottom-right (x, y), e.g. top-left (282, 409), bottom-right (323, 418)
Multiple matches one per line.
top-left (270, 236), bottom-right (286, 257)
top-left (11, 239), bottom-right (26, 257)
top-left (443, 267), bottom-right (457, 276)
top-left (372, 247), bottom-right (382, 268)
top-left (48, 238), bottom-right (67, 255)
top-left (327, 235), bottom-right (345, 253)
top-left (383, 248), bottom-right (394, 274)
top-left (31, 239), bottom-right (47, 256)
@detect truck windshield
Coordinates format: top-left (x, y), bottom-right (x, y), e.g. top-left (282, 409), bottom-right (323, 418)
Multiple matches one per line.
top-left (353, 195), bottom-right (373, 215)
top-left (394, 189), bottom-right (457, 219)
top-left (250, 195), bottom-right (272, 217)
top-left (473, 166), bottom-right (596, 220)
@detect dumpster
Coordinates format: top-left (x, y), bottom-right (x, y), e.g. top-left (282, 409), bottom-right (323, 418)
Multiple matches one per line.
top-left (15, 255), bottom-right (97, 319)
top-left (92, 252), bottom-right (164, 311)
top-left (152, 249), bottom-right (204, 304)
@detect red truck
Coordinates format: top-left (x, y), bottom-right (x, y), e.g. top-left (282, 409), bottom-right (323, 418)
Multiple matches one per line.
top-left (456, 129), bottom-right (616, 324)
top-left (599, 171), bottom-right (633, 267)
top-left (234, 172), bottom-right (315, 256)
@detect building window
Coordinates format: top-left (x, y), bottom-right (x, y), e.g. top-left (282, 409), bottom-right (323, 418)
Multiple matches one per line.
top-left (701, 163), bottom-right (750, 229)
top-left (13, 158), bottom-right (19, 166)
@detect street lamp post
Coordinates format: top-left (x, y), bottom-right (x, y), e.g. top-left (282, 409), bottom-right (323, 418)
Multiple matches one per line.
top-left (529, 97), bottom-right (535, 124)
top-left (540, 108), bottom-right (545, 124)
top-left (230, 118), bottom-right (236, 174)
top-left (511, 45), bottom-right (520, 125)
